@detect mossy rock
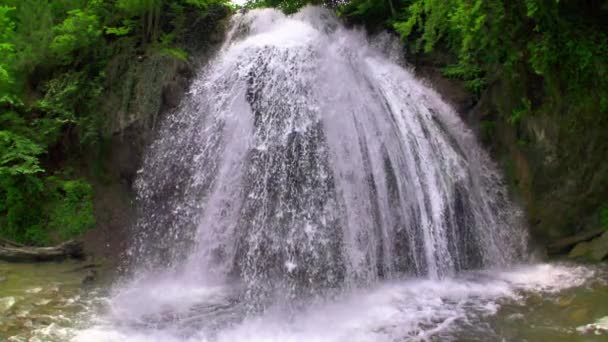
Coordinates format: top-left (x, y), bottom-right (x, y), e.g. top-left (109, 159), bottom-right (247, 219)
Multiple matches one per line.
top-left (569, 231), bottom-right (608, 262)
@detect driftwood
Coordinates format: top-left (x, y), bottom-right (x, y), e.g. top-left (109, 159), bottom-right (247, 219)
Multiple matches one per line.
top-left (0, 240), bottom-right (84, 262)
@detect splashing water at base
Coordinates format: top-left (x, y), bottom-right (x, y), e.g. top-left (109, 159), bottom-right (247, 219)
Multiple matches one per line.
top-left (2, 262), bottom-right (608, 341)
top-left (64, 263), bottom-right (606, 342)
top-left (23, 6), bottom-right (607, 342)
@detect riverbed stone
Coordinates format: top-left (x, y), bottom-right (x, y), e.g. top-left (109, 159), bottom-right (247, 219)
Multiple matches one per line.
top-left (547, 228), bottom-right (605, 254)
top-left (569, 308), bottom-right (590, 324)
top-left (0, 296), bottom-right (16, 313)
top-left (569, 231), bottom-right (608, 262)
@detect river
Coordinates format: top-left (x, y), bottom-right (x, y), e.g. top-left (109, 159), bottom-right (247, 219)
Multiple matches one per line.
top-left (1, 261), bottom-right (607, 341)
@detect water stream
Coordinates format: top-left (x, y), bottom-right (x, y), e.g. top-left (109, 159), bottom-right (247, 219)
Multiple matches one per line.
top-left (2, 261), bottom-right (608, 341)
top-left (3, 6), bottom-right (607, 342)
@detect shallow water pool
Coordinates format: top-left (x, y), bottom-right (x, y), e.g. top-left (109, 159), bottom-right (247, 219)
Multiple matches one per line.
top-left (2, 262), bottom-right (607, 341)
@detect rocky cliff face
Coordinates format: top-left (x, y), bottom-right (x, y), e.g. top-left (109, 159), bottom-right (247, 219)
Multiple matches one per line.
top-left (81, 9), bottom-right (230, 262)
top-left (414, 57), bottom-right (608, 253)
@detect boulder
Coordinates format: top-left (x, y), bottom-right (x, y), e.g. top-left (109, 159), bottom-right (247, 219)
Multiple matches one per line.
top-left (547, 228), bottom-right (605, 254)
top-left (569, 231), bottom-right (608, 262)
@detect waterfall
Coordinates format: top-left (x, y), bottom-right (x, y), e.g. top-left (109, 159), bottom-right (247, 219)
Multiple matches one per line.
top-left (131, 6), bottom-right (527, 303)
top-left (71, 8), bottom-right (538, 340)
top-left (62, 6), bottom-right (553, 342)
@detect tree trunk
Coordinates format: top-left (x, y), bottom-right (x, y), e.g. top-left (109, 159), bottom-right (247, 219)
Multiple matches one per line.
top-left (0, 240), bottom-right (84, 262)
top-left (387, 0), bottom-right (396, 17)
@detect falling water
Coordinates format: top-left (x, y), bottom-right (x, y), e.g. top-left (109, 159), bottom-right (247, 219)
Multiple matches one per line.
top-left (70, 6), bottom-right (550, 341)
top-left (134, 5), bottom-right (527, 288)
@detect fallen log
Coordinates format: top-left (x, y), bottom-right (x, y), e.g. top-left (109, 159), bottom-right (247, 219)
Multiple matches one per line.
top-left (547, 228), bottom-right (605, 255)
top-left (0, 236), bottom-right (25, 248)
top-left (0, 240), bottom-right (84, 262)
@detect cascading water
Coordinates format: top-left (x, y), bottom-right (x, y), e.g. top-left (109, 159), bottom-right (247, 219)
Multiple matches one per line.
top-left (133, 5), bottom-right (526, 289)
top-left (69, 6), bottom-right (575, 341)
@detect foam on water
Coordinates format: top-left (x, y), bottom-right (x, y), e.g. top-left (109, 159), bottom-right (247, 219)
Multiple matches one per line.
top-left (70, 264), bottom-right (599, 341)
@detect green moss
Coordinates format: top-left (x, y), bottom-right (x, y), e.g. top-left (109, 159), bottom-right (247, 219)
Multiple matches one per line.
top-left (602, 205), bottom-right (608, 231)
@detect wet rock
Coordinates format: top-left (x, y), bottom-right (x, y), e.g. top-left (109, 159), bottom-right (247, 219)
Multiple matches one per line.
top-left (569, 231), bottom-right (608, 262)
top-left (556, 296), bottom-right (574, 307)
top-left (415, 66), bottom-right (476, 115)
top-left (82, 269), bottom-right (97, 286)
top-left (547, 228), bottom-right (605, 255)
top-left (66, 263), bottom-right (102, 273)
top-left (570, 241), bottom-right (592, 258)
top-left (577, 316), bottom-right (608, 335)
top-left (506, 313), bottom-right (525, 322)
top-left (0, 297), bottom-right (16, 313)
top-left (569, 308), bottom-right (589, 324)
top-left (25, 287), bottom-right (42, 294)
top-left (162, 77), bottom-right (189, 109)
top-left (525, 293), bottom-right (543, 306)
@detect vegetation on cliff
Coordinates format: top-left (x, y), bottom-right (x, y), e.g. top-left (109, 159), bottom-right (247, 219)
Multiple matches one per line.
top-left (0, 0), bottom-right (231, 245)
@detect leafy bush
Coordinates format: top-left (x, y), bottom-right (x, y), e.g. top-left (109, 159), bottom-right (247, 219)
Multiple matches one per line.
top-left (0, 5), bottom-right (16, 92)
top-left (51, 9), bottom-right (102, 64)
top-left (0, 131), bottom-right (44, 176)
top-left (0, 0), bottom-right (233, 245)
top-left (47, 178), bottom-right (95, 240)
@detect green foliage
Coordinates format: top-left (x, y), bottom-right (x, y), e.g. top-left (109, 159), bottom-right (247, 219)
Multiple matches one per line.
top-left (50, 9), bottom-right (102, 64)
top-left (602, 205), bottom-right (608, 231)
top-left (116, 0), bottom-right (160, 15)
top-left (36, 70), bottom-right (105, 146)
top-left (510, 98), bottom-right (532, 125)
top-left (105, 23), bottom-right (133, 37)
top-left (0, 5), bottom-right (16, 91)
top-left (0, 173), bottom-right (95, 245)
top-left (185, 0), bottom-right (225, 7)
top-left (0, 0), bottom-right (231, 245)
top-left (155, 32), bottom-right (189, 61)
top-left (442, 63), bottom-right (485, 95)
top-left (0, 174), bottom-right (46, 245)
top-left (0, 131), bottom-right (44, 176)
top-left (338, 0), bottom-right (392, 27)
top-left (114, 0), bottom-right (229, 43)
top-left (47, 177), bottom-right (95, 240)
top-left (245, 0), bottom-right (329, 14)
top-left (8, 0), bottom-right (55, 83)
top-left (341, 0), bottom-right (608, 123)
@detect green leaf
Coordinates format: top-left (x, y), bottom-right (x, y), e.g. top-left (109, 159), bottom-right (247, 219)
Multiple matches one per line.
top-left (0, 131), bottom-right (44, 177)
